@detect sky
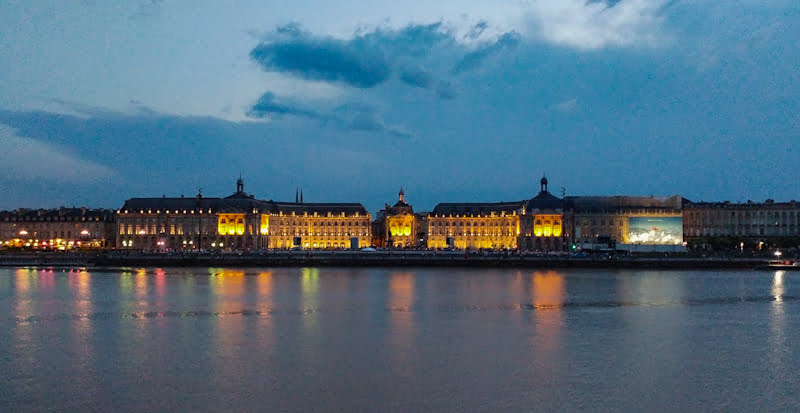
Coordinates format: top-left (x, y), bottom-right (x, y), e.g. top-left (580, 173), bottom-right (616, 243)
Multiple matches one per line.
top-left (0, 0), bottom-right (798, 214)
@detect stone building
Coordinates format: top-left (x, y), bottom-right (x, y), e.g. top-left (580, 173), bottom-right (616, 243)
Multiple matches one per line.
top-left (682, 199), bottom-right (800, 242)
top-left (0, 207), bottom-right (116, 249)
top-left (116, 177), bottom-right (371, 251)
top-left (518, 177), bottom-right (569, 251)
top-left (567, 195), bottom-right (684, 245)
top-left (373, 188), bottom-right (422, 248)
top-left (426, 201), bottom-right (522, 250)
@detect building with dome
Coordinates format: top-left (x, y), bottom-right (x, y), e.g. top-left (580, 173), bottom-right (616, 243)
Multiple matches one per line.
top-left (116, 177), bottom-right (371, 251)
top-left (373, 188), bottom-right (422, 248)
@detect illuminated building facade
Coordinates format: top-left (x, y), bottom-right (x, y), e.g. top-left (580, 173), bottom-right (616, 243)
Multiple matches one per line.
top-left (116, 177), bottom-right (371, 251)
top-left (0, 207), bottom-right (115, 249)
top-left (265, 202), bottom-right (371, 249)
top-left (683, 199), bottom-right (800, 240)
top-left (518, 177), bottom-right (568, 251)
top-left (373, 188), bottom-right (421, 247)
top-left (426, 202), bottom-right (522, 250)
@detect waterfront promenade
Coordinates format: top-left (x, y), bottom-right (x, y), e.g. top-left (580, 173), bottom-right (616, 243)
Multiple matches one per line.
top-left (0, 251), bottom-right (776, 269)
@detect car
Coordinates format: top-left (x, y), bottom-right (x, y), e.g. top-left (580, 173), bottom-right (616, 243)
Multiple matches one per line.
top-left (360, 247), bottom-right (377, 252)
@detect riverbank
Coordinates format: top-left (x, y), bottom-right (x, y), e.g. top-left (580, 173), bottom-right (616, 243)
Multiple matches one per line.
top-left (0, 251), bottom-right (779, 270)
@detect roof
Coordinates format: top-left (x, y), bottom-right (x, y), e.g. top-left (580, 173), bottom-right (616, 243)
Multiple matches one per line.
top-left (273, 202), bottom-right (369, 216)
top-left (431, 201), bottom-right (523, 216)
top-left (525, 191), bottom-right (563, 211)
top-left (0, 207), bottom-right (115, 222)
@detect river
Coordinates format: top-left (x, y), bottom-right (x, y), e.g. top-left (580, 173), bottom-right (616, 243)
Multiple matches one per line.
top-left (1, 267), bottom-right (797, 411)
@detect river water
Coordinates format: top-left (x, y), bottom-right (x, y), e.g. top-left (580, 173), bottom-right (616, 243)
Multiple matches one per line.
top-left (1, 267), bottom-right (797, 412)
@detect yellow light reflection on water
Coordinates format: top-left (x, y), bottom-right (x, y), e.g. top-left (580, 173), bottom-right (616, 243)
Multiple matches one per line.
top-left (531, 271), bottom-right (565, 357)
top-left (388, 271), bottom-right (416, 376)
top-left (301, 268), bottom-right (320, 332)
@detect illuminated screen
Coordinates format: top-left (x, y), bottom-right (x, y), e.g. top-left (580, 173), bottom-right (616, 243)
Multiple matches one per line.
top-left (628, 217), bottom-right (683, 245)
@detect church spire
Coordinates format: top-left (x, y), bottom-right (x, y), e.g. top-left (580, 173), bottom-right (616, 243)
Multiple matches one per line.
top-left (295, 188), bottom-right (299, 203)
top-left (300, 189), bottom-right (303, 204)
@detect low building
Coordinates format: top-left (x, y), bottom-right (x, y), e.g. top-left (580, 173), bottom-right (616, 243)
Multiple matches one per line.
top-left (0, 207), bottom-right (116, 249)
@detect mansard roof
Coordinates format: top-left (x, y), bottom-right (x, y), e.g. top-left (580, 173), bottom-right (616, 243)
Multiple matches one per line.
top-left (431, 201), bottom-right (523, 216)
top-left (273, 202), bottom-right (369, 216)
top-left (0, 207), bottom-right (115, 222)
top-left (525, 191), bottom-right (564, 211)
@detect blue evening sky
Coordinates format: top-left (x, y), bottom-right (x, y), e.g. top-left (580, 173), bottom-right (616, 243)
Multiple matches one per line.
top-left (0, 0), bottom-right (797, 214)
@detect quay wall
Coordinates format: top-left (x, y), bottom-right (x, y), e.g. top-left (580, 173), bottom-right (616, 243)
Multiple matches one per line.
top-left (0, 252), bottom-right (775, 270)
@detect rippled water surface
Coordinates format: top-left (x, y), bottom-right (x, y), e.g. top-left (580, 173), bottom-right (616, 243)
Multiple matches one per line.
top-left (1, 267), bottom-right (798, 412)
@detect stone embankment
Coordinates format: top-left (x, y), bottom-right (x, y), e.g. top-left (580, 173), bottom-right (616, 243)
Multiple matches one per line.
top-left (0, 251), bottom-right (775, 270)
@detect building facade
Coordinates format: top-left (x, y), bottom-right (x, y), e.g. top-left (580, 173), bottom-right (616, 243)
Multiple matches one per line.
top-left (373, 188), bottom-right (421, 248)
top-left (683, 200), bottom-right (800, 241)
top-left (567, 195), bottom-right (684, 246)
top-left (0, 207), bottom-right (116, 249)
top-left (518, 177), bottom-right (569, 251)
top-left (116, 178), bottom-right (371, 251)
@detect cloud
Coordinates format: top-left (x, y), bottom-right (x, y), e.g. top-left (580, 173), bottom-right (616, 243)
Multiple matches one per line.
top-left (250, 22), bottom-right (452, 89)
top-left (399, 66), bottom-right (434, 89)
top-left (332, 104), bottom-right (412, 138)
top-left (454, 31), bottom-right (521, 72)
top-left (248, 92), bottom-right (320, 119)
top-left (526, 0), bottom-right (674, 50)
top-left (0, 123), bottom-right (113, 183)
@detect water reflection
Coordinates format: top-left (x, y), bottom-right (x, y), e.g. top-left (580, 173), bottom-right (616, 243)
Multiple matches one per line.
top-left (301, 268), bottom-right (320, 333)
top-left (772, 271), bottom-right (784, 303)
top-left (388, 271), bottom-right (416, 377)
top-left (531, 271), bottom-right (565, 356)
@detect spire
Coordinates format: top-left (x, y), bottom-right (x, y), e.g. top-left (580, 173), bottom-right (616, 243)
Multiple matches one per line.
top-left (399, 186), bottom-right (405, 202)
top-left (540, 173), bottom-right (548, 193)
top-left (295, 188), bottom-right (299, 203)
top-left (300, 189), bottom-right (304, 204)
top-left (236, 174), bottom-right (244, 193)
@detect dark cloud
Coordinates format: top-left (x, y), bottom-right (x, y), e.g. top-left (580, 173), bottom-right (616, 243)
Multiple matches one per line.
top-left (465, 20), bottom-right (489, 40)
top-left (248, 92), bottom-right (319, 119)
top-left (250, 34), bottom-right (391, 89)
top-left (453, 31), bottom-right (521, 73)
top-left (399, 66), bottom-right (434, 89)
top-left (250, 22), bottom-right (451, 89)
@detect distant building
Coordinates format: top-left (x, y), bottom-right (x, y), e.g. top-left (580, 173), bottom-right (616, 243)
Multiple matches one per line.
top-left (518, 176), bottom-right (569, 251)
top-left (0, 207), bottom-right (115, 249)
top-left (116, 177), bottom-right (371, 251)
top-left (424, 176), bottom-right (565, 251)
top-left (373, 188), bottom-right (422, 248)
top-left (567, 195), bottom-right (684, 246)
top-left (682, 199), bottom-right (800, 242)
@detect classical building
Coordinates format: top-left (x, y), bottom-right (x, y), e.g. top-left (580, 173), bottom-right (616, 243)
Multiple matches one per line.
top-left (567, 195), bottom-right (684, 245)
top-left (116, 177), bottom-right (371, 251)
top-left (426, 201), bottom-right (521, 250)
top-left (373, 188), bottom-right (422, 248)
top-left (266, 201), bottom-right (371, 250)
top-left (518, 177), bottom-right (569, 251)
top-left (0, 207), bottom-right (116, 249)
top-left (683, 199), bottom-right (800, 242)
